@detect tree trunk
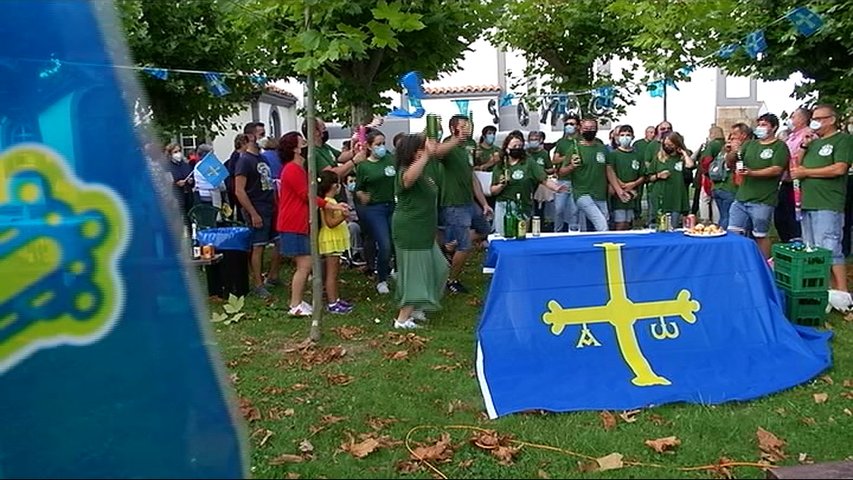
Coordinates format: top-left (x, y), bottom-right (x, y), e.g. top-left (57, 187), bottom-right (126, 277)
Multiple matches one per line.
top-left (350, 102), bottom-right (373, 128)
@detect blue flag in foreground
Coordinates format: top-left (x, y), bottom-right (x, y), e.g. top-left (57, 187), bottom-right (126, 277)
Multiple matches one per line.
top-left (477, 233), bottom-right (831, 418)
top-left (0, 1), bottom-right (246, 477)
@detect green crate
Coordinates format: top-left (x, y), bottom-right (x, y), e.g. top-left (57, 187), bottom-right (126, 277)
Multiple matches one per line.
top-left (783, 290), bottom-right (827, 327)
top-left (771, 243), bottom-right (831, 293)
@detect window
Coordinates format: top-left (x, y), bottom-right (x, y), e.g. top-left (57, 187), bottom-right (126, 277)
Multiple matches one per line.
top-left (269, 107), bottom-right (281, 139)
top-left (179, 129), bottom-right (199, 157)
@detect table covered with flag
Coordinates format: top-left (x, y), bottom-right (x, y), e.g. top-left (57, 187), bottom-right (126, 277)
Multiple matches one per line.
top-left (476, 232), bottom-right (832, 419)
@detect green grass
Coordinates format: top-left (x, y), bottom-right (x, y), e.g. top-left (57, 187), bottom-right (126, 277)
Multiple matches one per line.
top-left (210, 251), bottom-right (853, 479)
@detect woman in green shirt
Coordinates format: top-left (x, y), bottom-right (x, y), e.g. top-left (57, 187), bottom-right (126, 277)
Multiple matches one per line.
top-left (355, 129), bottom-right (396, 294)
top-left (647, 132), bottom-right (694, 227)
top-left (391, 134), bottom-right (448, 329)
top-left (491, 135), bottom-right (565, 236)
top-left (474, 126), bottom-right (500, 171)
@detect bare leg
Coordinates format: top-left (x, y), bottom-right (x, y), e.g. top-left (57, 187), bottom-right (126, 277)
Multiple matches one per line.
top-left (267, 244), bottom-right (282, 282)
top-left (397, 305), bottom-right (415, 322)
top-left (324, 256), bottom-right (340, 303)
top-left (250, 245), bottom-right (264, 287)
top-left (290, 255), bottom-right (311, 307)
top-left (448, 250), bottom-right (470, 282)
top-left (756, 237), bottom-right (771, 259)
top-left (831, 264), bottom-right (848, 292)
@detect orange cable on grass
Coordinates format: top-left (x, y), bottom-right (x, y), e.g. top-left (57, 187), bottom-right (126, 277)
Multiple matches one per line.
top-left (404, 424), bottom-right (774, 479)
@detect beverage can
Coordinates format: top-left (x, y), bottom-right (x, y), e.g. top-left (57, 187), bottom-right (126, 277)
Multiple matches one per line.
top-left (665, 213), bottom-right (673, 232)
top-left (657, 212), bottom-right (667, 232)
top-left (426, 114), bottom-right (441, 140)
top-left (532, 216), bottom-right (541, 237)
top-left (685, 214), bottom-right (696, 230)
top-left (202, 245), bottom-right (214, 259)
top-left (736, 160), bottom-right (744, 172)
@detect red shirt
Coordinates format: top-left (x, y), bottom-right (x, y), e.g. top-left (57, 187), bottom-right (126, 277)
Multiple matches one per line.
top-left (276, 160), bottom-right (327, 234)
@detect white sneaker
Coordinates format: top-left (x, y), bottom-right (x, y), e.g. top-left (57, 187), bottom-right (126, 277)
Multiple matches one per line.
top-left (394, 318), bottom-right (421, 329)
top-left (377, 281), bottom-right (390, 294)
top-left (390, 269), bottom-right (397, 280)
top-left (411, 309), bottom-right (427, 321)
top-left (828, 289), bottom-right (853, 313)
top-left (288, 301), bottom-right (313, 317)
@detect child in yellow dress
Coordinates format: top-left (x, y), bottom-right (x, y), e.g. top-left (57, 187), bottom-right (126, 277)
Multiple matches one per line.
top-left (318, 171), bottom-right (353, 314)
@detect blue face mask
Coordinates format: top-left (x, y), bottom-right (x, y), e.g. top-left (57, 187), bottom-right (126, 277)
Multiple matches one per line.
top-left (484, 134), bottom-right (495, 145)
top-left (346, 181), bottom-right (356, 192)
top-left (618, 136), bottom-right (633, 148)
top-left (564, 124), bottom-right (576, 135)
top-left (809, 119), bottom-right (821, 130)
top-left (527, 140), bottom-right (540, 149)
top-left (373, 145), bottom-right (387, 158)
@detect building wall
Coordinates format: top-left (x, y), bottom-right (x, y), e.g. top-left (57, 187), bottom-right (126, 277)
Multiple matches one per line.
top-left (210, 101), bottom-right (298, 163)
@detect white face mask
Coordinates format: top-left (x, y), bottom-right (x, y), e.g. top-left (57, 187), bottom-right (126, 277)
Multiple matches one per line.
top-left (754, 126), bottom-right (769, 139)
top-left (809, 119), bottom-right (822, 130)
top-left (171, 152), bottom-right (182, 161)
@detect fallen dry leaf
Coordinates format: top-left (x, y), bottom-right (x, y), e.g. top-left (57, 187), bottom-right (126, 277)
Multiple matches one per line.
top-left (396, 460), bottom-right (421, 474)
top-left (710, 457), bottom-right (735, 479)
top-left (458, 458), bottom-right (475, 469)
top-left (438, 348), bottom-right (456, 358)
top-left (387, 332), bottom-right (430, 351)
top-left (330, 325), bottom-right (364, 340)
top-left (537, 468), bottom-right (551, 479)
top-left (447, 399), bottom-right (468, 415)
top-left (432, 364), bottom-right (461, 372)
top-left (411, 432), bottom-right (455, 463)
top-left (291, 383), bottom-right (309, 391)
top-left (843, 379), bottom-right (853, 388)
top-left (801, 417), bottom-right (817, 426)
top-left (285, 473), bottom-right (301, 479)
top-left (470, 430), bottom-right (520, 465)
top-left (600, 411), bottom-right (617, 431)
top-left (820, 375), bottom-right (834, 385)
top-left (263, 386), bottom-right (286, 395)
top-left (596, 453), bottom-right (624, 471)
top-left (268, 453), bottom-right (304, 465)
top-left (387, 350), bottom-right (409, 361)
top-left (844, 408), bottom-right (852, 416)
top-left (229, 373), bottom-right (239, 385)
top-left (309, 415), bottom-right (349, 435)
top-left (324, 373), bottom-right (354, 386)
top-left (299, 439), bottom-right (314, 454)
top-left (238, 397), bottom-right (261, 422)
top-left (283, 338), bottom-right (315, 353)
top-left (844, 311), bottom-right (853, 322)
top-left (619, 409), bottom-right (640, 423)
top-left (775, 407), bottom-right (787, 416)
top-left (757, 427), bottom-right (787, 463)
top-left (366, 416), bottom-right (398, 431)
top-left (842, 391), bottom-right (853, 400)
top-left (798, 452), bottom-right (814, 464)
top-left (284, 408), bottom-right (295, 417)
top-left (341, 435), bottom-right (381, 459)
top-left (466, 297), bottom-right (482, 306)
top-left (647, 413), bottom-right (671, 426)
top-left (250, 428), bottom-right (275, 447)
top-left (814, 392), bottom-right (829, 404)
top-left (644, 436), bottom-right (681, 453)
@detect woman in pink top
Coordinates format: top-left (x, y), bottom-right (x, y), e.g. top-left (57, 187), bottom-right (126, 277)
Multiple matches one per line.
top-left (776, 107), bottom-right (812, 242)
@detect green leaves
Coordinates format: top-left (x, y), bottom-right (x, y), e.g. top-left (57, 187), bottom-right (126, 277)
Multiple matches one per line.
top-left (224, 294), bottom-right (245, 315)
top-left (213, 294), bottom-right (246, 325)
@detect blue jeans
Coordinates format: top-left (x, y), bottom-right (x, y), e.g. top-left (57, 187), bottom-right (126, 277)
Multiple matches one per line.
top-left (728, 201), bottom-right (774, 238)
top-left (361, 202), bottom-right (394, 282)
top-left (712, 189), bottom-right (736, 229)
top-left (575, 195), bottom-right (609, 232)
top-left (802, 210), bottom-right (845, 265)
top-left (553, 180), bottom-right (577, 232)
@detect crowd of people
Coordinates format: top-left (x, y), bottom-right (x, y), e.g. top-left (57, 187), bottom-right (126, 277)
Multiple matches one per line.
top-left (151, 102), bottom-right (853, 326)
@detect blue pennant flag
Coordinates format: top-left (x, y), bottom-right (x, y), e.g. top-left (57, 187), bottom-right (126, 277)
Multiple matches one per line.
top-left (249, 74), bottom-right (267, 86)
top-left (744, 29), bottom-right (768, 59)
top-left (477, 234), bottom-right (832, 418)
top-left (717, 43), bottom-right (740, 59)
top-left (0, 0), bottom-right (245, 477)
top-left (454, 99), bottom-right (470, 114)
top-left (499, 92), bottom-right (514, 108)
top-left (389, 71), bottom-right (426, 118)
top-left (786, 6), bottom-right (824, 37)
top-left (203, 72), bottom-right (231, 97)
top-left (594, 86), bottom-right (614, 108)
top-left (195, 152), bottom-right (229, 188)
top-left (142, 67), bottom-right (169, 80)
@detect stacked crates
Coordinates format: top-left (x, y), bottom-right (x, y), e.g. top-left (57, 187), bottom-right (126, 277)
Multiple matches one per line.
top-left (771, 243), bottom-right (831, 327)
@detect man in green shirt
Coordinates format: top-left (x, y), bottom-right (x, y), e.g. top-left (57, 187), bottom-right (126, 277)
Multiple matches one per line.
top-left (791, 104), bottom-right (853, 299)
top-left (632, 126), bottom-right (655, 160)
top-left (439, 115), bottom-right (493, 294)
top-left (727, 114), bottom-right (788, 259)
top-left (302, 118), bottom-right (365, 180)
top-left (560, 118), bottom-right (610, 231)
top-left (712, 123), bottom-right (750, 228)
top-left (527, 130), bottom-right (555, 222)
top-left (551, 114), bottom-right (581, 231)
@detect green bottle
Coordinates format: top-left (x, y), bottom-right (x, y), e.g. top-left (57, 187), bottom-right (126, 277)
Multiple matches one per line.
top-left (515, 193), bottom-right (527, 240)
top-left (503, 199), bottom-right (517, 239)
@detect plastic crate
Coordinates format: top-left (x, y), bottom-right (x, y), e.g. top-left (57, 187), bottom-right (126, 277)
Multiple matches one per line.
top-left (782, 290), bottom-right (827, 327)
top-left (771, 243), bottom-right (831, 293)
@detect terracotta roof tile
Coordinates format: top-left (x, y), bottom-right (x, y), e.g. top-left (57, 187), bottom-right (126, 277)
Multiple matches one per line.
top-left (423, 84), bottom-right (501, 96)
top-left (264, 84), bottom-right (298, 100)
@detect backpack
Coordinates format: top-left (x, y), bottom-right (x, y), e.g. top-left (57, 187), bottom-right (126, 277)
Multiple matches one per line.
top-left (708, 151), bottom-right (728, 183)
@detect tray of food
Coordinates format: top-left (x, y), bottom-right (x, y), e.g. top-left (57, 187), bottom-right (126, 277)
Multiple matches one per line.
top-left (683, 223), bottom-right (726, 237)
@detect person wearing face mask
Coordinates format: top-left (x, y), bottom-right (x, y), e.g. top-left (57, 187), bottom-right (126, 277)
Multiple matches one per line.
top-left (490, 135), bottom-right (565, 236)
top-left (164, 143), bottom-right (195, 232)
top-left (776, 107), bottom-right (812, 243)
top-left (646, 132), bottom-right (694, 227)
top-left (301, 118), bottom-right (364, 182)
top-left (474, 126), bottom-right (500, 172)
top-left (354, 129), bottom-right (397, 294)
top-left (558, 118), bottom-right (611, 231)
top-left (551, 114), bottom-right (581, 231)
top-left (606, 125), bottom-right (645, 230)
top-left (791, 104), bottom-right (853, 305)
top-left (727, 114), bottom-right (788, 259)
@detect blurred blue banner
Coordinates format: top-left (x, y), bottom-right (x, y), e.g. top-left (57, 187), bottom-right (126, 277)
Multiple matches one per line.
top-left (0, 1), bottom-right (246, 477)
top-left (477, 233), bottom-right (831, 418)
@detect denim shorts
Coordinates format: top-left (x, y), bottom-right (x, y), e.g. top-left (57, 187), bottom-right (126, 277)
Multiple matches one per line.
top-left (802, 210), bottom-right (844, 265)
top-left (279, 232), bottom-right (311, 257)
top-left (249, 210), bottom-right (277, 246)
top-left (439, 203), bottom-right (491, 252)
top-left (727, 201), bottom-right (774, 238)
top-left (612, 209), bottom-right (634, 223)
